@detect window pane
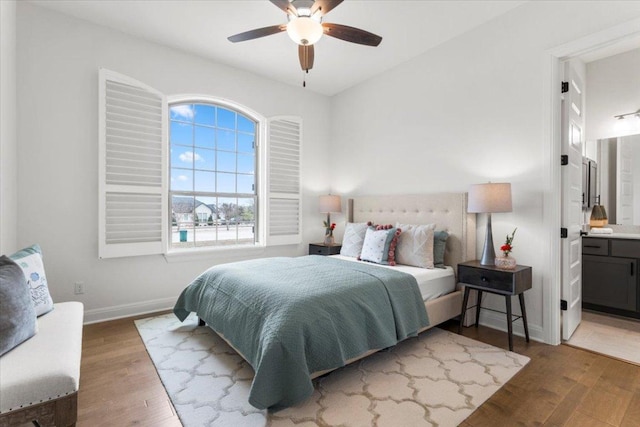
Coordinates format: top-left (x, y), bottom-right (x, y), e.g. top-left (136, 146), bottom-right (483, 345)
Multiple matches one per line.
top-left (217, 197), bottom-right (238, 243)
top-left (217, 151), bottom-right (236, 173)
top-left (171, 168), bottom-right (193, 191)
top-left (237, 154), bottom-right (254, 174)
top-left (238, 133), bottom-right (255, 154)
top-left (237, 174), bottom-right (254, 194)
top-left (194, 125), bottom-right (215, 149)
top-left (170, 121), bottom-right (192, 146)
top-left (217, 129), bottom-right (235, 151)
top-left (170, 104), bottom-right (194, 122)
top-left (194, 104), bottom-right (215, 126)
top-left (171, 195), bottom-right (195, 249)
top-left (237, 115), bottom-right (255, 134)
top-left (218, 108), bottom-right (236, 130)
top-left (194, 148), bottom-right (215, 171)
top-left (217, 172), bottom-right (235, 193)
top-left (172, 148), bottom-right (198, 168)
top-left (237, 198), bottom-right (256, 244)
top-left (194, 171), bottom-right (215, 192)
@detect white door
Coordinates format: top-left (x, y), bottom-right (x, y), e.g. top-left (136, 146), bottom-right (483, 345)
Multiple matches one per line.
top-left (561, 62), bottom-right (584, 341)
top-left (617, 137), bottom-right (634, 224)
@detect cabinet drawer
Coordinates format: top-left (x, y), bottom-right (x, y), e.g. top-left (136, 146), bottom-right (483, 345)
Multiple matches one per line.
top-left (611, 239), bottom-right (640, 258)
top-left (458, 266), bottom-right (516, 294)
top-left (582, 238), bottom-right (609, 255)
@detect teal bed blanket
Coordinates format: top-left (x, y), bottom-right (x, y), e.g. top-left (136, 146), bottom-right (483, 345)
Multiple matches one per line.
top-left (173, 255), bottom-right (429, 410)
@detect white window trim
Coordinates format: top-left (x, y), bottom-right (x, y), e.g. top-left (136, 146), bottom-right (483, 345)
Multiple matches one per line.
top-left (98, 71), bottom-right (301, 259)
top-left (165, 94), bottom-right (267, 255)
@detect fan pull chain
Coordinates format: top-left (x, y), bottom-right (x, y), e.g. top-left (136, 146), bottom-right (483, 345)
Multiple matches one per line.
top-left (302, 70), bottom-right (306, 88)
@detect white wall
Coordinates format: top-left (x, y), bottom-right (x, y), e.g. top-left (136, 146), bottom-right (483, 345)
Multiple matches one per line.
top-left (330, 1), bottom-right (640, 343)
top-left (16, 3), bottom-right (332, 322)
top-left (0, 0), bottom-right (17, 255)
top-left (586, 48), bottom-right (640, 141)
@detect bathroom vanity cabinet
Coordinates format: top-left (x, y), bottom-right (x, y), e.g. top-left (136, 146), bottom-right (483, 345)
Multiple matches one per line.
top-left (582, 237), bottom-right (640, 319)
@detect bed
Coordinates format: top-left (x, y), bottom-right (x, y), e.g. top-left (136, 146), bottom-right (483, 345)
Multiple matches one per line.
top-left (174, 193), bottom-right (476, 411)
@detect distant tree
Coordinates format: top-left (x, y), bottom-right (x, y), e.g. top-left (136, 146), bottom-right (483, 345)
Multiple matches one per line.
top-left (220, 203), bottom-right (237, 230)
top-left (194, 214), bottom-right (200, 226)
top-left (207, 214), bottom-right (214, 226)
top-left (172, 213), bottom-right (177, 227)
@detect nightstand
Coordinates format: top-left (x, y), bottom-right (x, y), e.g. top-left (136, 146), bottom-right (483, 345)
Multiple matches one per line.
top-left (309, 243), bottom-right (342, 256)
top-left (457, 260), bottom-right (532, 351)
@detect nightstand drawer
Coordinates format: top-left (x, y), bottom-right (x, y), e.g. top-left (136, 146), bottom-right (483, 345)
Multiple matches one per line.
top-left (458, 266), bottom-right (515, 293)
top-left (309, 243), bottom-right (341, 256)
top-left (611, 239), bottom-right (640, 258)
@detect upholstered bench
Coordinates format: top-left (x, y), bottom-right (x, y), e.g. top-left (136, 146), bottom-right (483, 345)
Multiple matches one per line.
top-left (0, 302), bottom-right (83, 427)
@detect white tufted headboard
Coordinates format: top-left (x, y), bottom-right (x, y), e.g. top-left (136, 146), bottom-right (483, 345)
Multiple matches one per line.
top-left (348, 193), bottom-right (476, 271)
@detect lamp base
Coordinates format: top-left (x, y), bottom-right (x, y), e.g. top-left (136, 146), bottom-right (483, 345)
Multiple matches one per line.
top-left (480, 213), bottom-right (496, 265)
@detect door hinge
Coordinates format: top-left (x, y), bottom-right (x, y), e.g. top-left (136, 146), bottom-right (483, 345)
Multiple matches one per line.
top-left (561, 155), bottom-right (568, 165)
top-left (561, 299), bottom-right (568, 311)
top-left (561, 228), bottom-right (568, 238)
top-left (561, 81), bottom-right (569, 93)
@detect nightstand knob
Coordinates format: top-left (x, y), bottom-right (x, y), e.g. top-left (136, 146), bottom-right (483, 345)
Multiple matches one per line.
top-left (481, 276), bottom-right (489, 282)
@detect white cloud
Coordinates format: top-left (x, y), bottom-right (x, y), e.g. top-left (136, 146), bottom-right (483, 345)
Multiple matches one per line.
top-left (179, 151), bottom-right (203, 163)
top-left (171, 105), bottom-right (194, 120)
top-left (177, 175), bottom-right (189, 182)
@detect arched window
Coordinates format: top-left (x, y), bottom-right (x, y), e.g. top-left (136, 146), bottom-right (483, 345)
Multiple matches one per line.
top-left (169, 102), bottom-right (258, 249)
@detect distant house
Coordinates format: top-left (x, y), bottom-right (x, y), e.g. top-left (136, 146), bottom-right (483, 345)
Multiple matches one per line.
top-left (172, 197), bottom-right (216, 226)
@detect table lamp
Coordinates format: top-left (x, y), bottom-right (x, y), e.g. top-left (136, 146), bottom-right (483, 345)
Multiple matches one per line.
top-left (468, 183), bottom-right (513, 265)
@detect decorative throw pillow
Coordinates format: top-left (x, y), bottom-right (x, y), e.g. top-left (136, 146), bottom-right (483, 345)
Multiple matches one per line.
top-left (9, 244), bottom-right (54, 316)
top-left (0, 255), bottom-right (38, 356)
top-left (359, 224), bottom-right (401, 266)
top-left (340, 222), bottom-right (369, 258)
top-left (434, 231), bottom-right (449, 268)
top-left (395, 223), bottom-right (436, 268)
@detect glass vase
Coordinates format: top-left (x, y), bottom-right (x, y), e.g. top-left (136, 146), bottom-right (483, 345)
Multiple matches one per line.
top-left (324, 234), bottom-right (335, 246)
top-left (495, 254), bottom-right (517, 270)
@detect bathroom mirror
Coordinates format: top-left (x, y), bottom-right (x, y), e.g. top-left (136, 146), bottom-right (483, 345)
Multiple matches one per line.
top-left (596, 134), bottom-right (640, 225)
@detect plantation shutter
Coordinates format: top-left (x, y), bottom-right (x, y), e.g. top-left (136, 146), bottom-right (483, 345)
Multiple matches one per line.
top-left (98, 69), bottom-right (167, 258)
top-left (266, 116), bottom-right (302, 245)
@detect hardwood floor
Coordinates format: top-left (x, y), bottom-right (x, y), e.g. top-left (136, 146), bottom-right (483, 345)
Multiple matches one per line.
top-left (76, 314), bottom-right (640, 426)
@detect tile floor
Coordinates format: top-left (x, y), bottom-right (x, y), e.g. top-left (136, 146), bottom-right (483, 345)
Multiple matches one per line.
top-left (565, 310), bottom-right (640, 365)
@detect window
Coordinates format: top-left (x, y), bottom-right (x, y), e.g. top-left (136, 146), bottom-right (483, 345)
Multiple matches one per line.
top-left (98, 69), bottom-right (302, 259)
top-left (169, 103), bottom-right (257, 249)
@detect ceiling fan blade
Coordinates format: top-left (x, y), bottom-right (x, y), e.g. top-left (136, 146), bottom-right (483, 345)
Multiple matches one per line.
top-left (299, 44), bottom-right (315, 71)
top-left (322, 23), bottom-right (382, 46)
top-left (228, 24), bottom-right (287, 43)
top-left (310, 0), bottom-right (343, 17)
top-left (269, 0), bottom-right (298, 16)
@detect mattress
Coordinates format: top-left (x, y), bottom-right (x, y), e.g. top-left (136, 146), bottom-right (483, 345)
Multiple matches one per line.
top-left (330, 255), bottom-right (456, 302)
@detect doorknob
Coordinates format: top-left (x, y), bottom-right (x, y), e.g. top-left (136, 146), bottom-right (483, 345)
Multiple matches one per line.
top-left (580, 230), bottom-right (588, 236)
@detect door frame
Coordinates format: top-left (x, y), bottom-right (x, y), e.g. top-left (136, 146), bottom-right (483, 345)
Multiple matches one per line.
top-left (544, 18), bottom-right (640, 345)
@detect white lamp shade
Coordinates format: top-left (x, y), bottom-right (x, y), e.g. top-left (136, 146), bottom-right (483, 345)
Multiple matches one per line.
top-left (468, 183), bottom-right (512, 213)
top-left (287, 17), bottom-right (323, 45)
top-left (319, 195), bottom-right (342, 213)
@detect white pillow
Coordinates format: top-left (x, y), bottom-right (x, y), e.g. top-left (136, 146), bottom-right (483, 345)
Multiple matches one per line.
top-left (395, 223), bottom-right (436, 268)
top-left (360, 227), bottom-right (398, 265)
top-left (340, 222), bottom-right (368, 258)
top-left (9, 245), bottom-right (54, 316)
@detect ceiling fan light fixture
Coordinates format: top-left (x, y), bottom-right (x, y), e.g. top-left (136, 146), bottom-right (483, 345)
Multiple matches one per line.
top-left (287, 16), bottom-right (323, 45)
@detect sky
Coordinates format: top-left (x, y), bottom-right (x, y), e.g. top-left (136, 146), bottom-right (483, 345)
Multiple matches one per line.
top-left (169, 103), bottom-right (256, 196)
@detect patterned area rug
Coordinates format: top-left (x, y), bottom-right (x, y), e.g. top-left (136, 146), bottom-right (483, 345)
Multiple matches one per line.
top-left (135, 313), bottom-right (529, 427)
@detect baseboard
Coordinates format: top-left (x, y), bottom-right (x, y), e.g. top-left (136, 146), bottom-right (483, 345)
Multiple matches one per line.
top-left (83, 297), bottom-right (176, 324)
top-left (477, 309), bottom-right (545, 343)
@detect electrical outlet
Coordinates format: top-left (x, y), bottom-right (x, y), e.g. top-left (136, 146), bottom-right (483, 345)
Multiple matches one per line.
top-left (74, 282), bottom-right (85, 295)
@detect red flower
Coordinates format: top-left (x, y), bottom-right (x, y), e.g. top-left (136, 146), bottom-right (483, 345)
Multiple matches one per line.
top-left (330, 223), bottom-right (336, 230)
top-left (501, 244), bottom-right (512, 252)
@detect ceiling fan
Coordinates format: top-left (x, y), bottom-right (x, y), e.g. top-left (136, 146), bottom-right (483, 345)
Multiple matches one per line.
top-left (228, 0), bottom-right (382, 85)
